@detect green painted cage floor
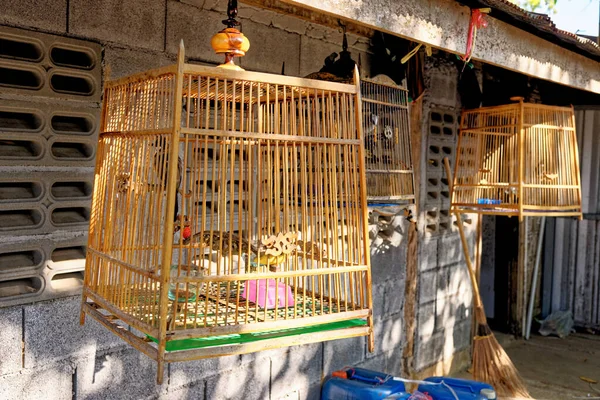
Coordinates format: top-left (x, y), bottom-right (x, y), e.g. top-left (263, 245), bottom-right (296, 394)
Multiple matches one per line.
top-left (148, 318), bottom-right (367, 352)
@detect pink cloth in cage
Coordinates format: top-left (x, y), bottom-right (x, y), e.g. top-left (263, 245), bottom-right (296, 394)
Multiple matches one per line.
top-left (241, 279), bottom-right (295, 309)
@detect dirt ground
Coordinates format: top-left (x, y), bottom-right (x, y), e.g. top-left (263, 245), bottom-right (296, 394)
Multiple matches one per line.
top-left (456, 332), bottom-right (600, 400)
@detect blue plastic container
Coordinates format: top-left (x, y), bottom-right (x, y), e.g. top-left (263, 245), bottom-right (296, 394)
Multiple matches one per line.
top-left (477, 198), bottom-right (502, 205)
top-left (417, 377), bottom-right (496, 400)
top-left (321, 368), bottom-right (410, 400)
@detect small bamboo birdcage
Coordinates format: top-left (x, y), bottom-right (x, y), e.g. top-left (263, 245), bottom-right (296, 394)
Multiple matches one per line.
top-left (452, 98), bottom-right (582, 220)
top-left (361, 76), bottom-right (414, 202)
top-left (80, 42), bottom-right (373, 383)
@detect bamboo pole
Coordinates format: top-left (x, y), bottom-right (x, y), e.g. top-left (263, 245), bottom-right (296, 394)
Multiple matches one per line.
top-left (354, 67), bottom-right (374, 352)
top-left (156, 40), bottom-right (185, 384)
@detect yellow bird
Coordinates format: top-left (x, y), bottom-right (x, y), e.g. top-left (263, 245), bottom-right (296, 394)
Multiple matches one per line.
top-left (256, 253), bottom-right (288, 266)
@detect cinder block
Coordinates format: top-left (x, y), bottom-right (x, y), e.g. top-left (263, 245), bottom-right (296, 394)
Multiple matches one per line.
top-left (104, 45), bottom-right (175, 80)
top-left (0, 0), bottom-right (67, 33)
top-left (425, 71), bottom-right (458, 109)
top-left (416, 301), bottom-right (435, 339)
top-left (168, 354), bottom-right (239, 389)
top-left (0, 97), bottom-right (100, 167)
top-left (301, 382), bottom-right (322, 400)
top-left (274, 390), bottom-right (300, 400)
top-left (202, 0), bottom-right (228, 13)
top-left (238, 20), bottom-right (300, 76)
top-left (264, 9), bottom-right (307, 36)
top-left (383, 344), bottom-right (404, 376)
top-left (434, 294), bottom-right (450, 332)
top-left (450, 319), bottom-right (472, 352)
top-left (24, 296), bottom-right (124, 368)
top-left (299, 36), bottom-right (339, 78)
top-left (69, 0), bottom-right (165, 51)
top-left (180, 0), bottom-right (206, 9)
top-left (356, 350), bottom-right (391, 374)
top-left (239, 346), bottom-right (286, 366)
top-left (414, 330), bottom-right (444, 371)
top-left (270, 343), bottom-right (322, 400)
top-left (0, 231), bottom-right (88, 307)
top-left (370, 245), bottom-right (406, 286)
top-left (0, 198), bottom-right (91, 237)
top-left (0, 239), bottom-right (46, 278)
top-left (366, 316), bottom-right (402, 358)
top-left (0, 363), bottom-right (73, 400)
top-left (0, 306), bottom-right (22, 375)
top-left (76, 347), bottom-right (166, 400)
top-left (205, 361), bottom-right (271, 400)
top-left (437, 233), bottom-right (464, 267)
top-left (426, 107), bottom-right (458, 145)
top-left (162, 382), bottom-right (205, 399)
top-left (445, 262), bottom-right (470, 296)
top-left (166, 1), bottom-right (225, 64)
top-left (418, 269), bottom-right (438, 305)
top-left (418, 236), bottom-right (438, 272)
top-left (371, 283), bottom-right (385, 320)
top-left (360, 345), bottom-right (404, 376)
top-left (383, 279), bottom-right (404, 317)
top-left (323, 336), bottom-right (365, 374)
top-left (0, 26), bottom-right (102, 102)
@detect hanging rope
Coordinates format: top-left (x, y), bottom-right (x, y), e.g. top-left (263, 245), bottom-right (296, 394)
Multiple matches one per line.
top-left (462, 8), bottom-right (491, 62)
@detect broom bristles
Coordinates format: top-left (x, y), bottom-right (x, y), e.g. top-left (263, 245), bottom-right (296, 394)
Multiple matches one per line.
top-left (472, 306), bottom-right (532, 399)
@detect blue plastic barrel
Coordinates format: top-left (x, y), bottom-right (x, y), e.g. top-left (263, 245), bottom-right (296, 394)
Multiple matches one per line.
top-left (321, 368), bottom-right (410, 400)
top-left (417, 377), bottom-right (496, 399)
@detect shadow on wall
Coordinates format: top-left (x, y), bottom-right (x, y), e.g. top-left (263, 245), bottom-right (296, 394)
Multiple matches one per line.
top-left (0, 216), bottom-right (410, 399)
top-left (413, 232), bottom-right (474, 376)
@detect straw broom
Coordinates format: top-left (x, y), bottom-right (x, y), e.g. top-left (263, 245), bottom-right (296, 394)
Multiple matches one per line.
top-left (443, 157), bottom-right (530, 399)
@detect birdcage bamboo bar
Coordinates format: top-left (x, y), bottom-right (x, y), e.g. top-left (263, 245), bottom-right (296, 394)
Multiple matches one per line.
top-left (361, 77), bottom-right (414, 202)
top-left (451, 98), bottom-right (582, 220)
top-left (80, 42), bottom-right (373, 383)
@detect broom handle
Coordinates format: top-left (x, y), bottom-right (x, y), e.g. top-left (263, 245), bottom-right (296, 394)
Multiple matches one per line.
top-left (442, 157), bottom-right (483, 308)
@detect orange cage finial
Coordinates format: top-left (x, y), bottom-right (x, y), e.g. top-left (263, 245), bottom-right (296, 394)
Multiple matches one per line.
top-left (211, 0), bottom-right (250, 70)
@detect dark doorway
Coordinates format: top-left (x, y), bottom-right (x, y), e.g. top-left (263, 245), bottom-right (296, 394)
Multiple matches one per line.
top-left (488, 216), bottom-right (519, 333)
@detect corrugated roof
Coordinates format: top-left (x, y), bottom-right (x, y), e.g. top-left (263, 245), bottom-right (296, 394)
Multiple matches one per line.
top-left (463, 0), bottom-right (600, 59)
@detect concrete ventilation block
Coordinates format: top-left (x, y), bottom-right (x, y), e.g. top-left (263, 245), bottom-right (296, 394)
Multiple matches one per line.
top-left (0, 171), bottom-right (94, 236)
top-left (0, 26), bottom-right (98, 307)
top-left (0, 275), bottom-right (44, 304)
top-left (0, 26), bottom-right (101, 102)
top-left (425, 107), bottom-right (459, 236)
top-left (0, 234), bottom-right (88, 307)
top-left (0, 247), bottom-right (45, 276)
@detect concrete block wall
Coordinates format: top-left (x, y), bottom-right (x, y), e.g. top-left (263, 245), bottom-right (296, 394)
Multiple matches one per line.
top-left (0, 216), bottom-right (407, 400)
top-left (413, 52), bottom-right (476, 375)
top-left (0, 1), bottom-right (417, 399)
top-left (0, 24), bottom-right (101, 307)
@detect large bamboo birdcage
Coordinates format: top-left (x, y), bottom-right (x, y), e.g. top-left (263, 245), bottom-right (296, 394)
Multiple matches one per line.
top-left (80, 43), bottom-right (373, 383)
top-left (451, 98), bottom-right (582, 220)
top-left (361, 76), bottom-right (414, 202)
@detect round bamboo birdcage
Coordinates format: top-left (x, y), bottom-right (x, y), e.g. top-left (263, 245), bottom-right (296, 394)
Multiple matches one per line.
top-left (451, 97), bottom-right (582, 220)
top-left (80, 42), bottom-right (373, 383)
top-left (361, 75), bottom-right (414, 203)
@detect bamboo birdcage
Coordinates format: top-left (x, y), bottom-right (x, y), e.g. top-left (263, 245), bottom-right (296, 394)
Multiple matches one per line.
top-left (361, 76), bottom-right (414, 202)
top-left (451, 98), bottom-right (582, 220)
top-left (80, 42), bottom-right (373, 383)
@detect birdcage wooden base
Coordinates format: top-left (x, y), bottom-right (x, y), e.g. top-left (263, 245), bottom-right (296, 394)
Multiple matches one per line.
top-left (82, 292), bottom-right (370, 384)
top-left (451, 206), bottom-right (582, 218)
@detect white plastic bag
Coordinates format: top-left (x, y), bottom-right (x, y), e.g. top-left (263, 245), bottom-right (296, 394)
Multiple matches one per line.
top-left (538, 310), bottom-right (574, 338)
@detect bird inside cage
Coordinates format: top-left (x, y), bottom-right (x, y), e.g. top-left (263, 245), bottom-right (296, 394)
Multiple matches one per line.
top-left (151, 137), bottom-right (184, 223)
